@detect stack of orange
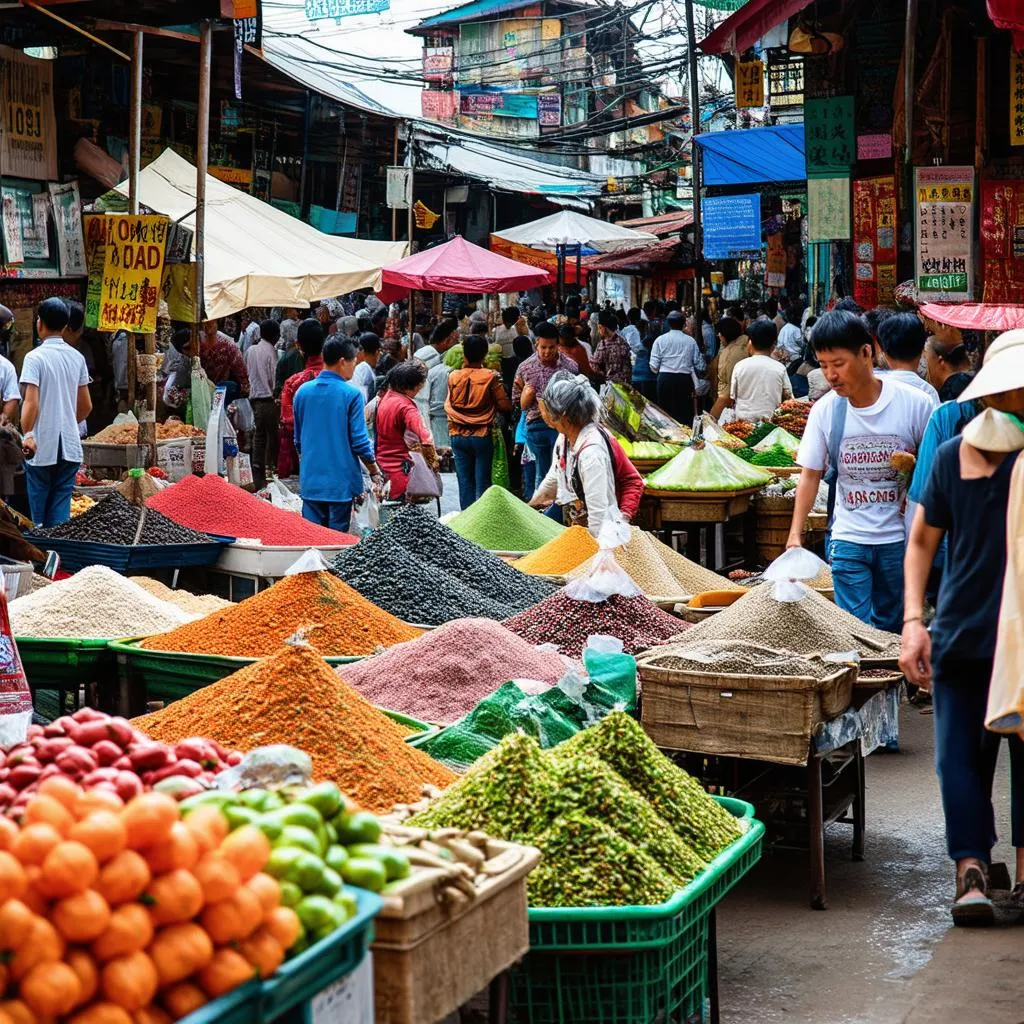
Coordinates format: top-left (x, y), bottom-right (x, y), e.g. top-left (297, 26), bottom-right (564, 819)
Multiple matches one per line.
top-left (0, 778), bottom-right (301, 1024)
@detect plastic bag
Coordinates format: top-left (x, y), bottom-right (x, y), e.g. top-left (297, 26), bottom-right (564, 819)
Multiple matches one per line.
top-left (351, 469), bottom-right (380, 537)
top-left (191, 361), bottom-right (213, 432)
top-left (283, 548), bottom-right (333, 576)
top-left (0, 579), bottom-right (34, 748)
top-left (230, 397), bottom-right (255, 433)
top-left (214, 744), bottom-right (312, 791)
top-left (405, 451), bottom-right (442, 500)
top-left (563, 516), bottom-right (638, 603)
top-left (645, 440), bottom-right (773, 492)
top-left (750, 425), bottom-right (801, 455)
top-left (491, 423), bottom-right (511, 491)
top-left (763, 547), bottom-right (829, 602)
top-left (265, 478), bottom-right (303, 514)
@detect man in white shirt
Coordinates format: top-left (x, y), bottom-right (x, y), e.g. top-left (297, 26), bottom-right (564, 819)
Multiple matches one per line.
top-left (244, 318), bottom-right (280, 489)
top-left (775, 304), bottom-right (805, 365)
top-left (620, 307), bottom-right (643, 356)
top-left (786, 310), bottom-right (933, 632)
top-left (20, 297), bottom-right (91, 527)
top-left (730, 320), bottom-right (793, 422)
top-left (352, 333), bottom-right (379, 406)
top-left (876, 312), bottom-right (941, 407)
top-left (650, 310), bottom-right (705, 422)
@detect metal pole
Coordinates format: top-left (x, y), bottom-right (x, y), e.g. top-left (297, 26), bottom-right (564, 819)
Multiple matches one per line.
top-left (194, 20), bottom-right (212, 354)
top-left (904, 0), bottom-right (917, 163)
top-left (128, 32), bottom-right (142, 216)
top-left (406, 120), bottom-right (414, 245)
top-left (684, 0), bottom-right (703, 344)
top-left (391, 123), bottom-right (399, 242)
top-left (299, 91), bottom-right (312, 219)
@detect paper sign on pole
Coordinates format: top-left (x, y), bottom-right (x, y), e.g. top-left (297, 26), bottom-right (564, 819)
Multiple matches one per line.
top-left (807, 177), bottom-right (851, 241)
top-left (914, 165), bottom-right (974, 300)
top-left (386, 167), bottom-right (411, 210)
top-left (48, 182), bottom-right (87, 276)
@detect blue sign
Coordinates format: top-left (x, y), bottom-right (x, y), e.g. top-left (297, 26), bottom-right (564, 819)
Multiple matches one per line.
top-left (702, 193), bottom-right (761, 259)
top-left (305, 0), bottom-right (389, 20)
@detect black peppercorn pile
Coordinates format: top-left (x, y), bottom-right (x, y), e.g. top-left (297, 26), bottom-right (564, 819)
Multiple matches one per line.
top-left (332, 528), bottom-right (517, 625)
top-left (503, 590), bottom-right (686, 658)
top-left (381, 505), bottom-right (556, 609)
top-left (31, 492), bottom-right (214, 546)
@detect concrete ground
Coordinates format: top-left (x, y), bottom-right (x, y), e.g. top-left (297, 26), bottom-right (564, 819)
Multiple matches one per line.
top-left (716, 706), bottom-right (1024, 1024)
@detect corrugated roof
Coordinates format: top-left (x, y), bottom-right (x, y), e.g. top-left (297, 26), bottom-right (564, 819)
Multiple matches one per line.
top-left (694, 124), bottom-right (805, 185)
top-left (618, 211), bottom-right (694, 236)
top-left (411, 0), bottom-right (543, 32)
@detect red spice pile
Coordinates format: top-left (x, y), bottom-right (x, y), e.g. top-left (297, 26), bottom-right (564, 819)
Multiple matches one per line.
top-left (146, 475), bottom-right (356, 546)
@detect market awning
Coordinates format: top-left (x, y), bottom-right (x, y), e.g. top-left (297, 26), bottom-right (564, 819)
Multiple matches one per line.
top-left (377, 234), bottom-right (551, 301)
top-left (919, 303), bottom-right (1024, 331)
top-left (699, 0), bottom-right (814, 54)
top-left (617, 211), bottom-right (694, 237)
top-left (581, 237), bottom-right (683, 272)
top-left (694, 124), bottom-right (806, 185)
top-left (492, 210), bottom-right (658, 253)
top-left (113, 149), bottom-right (405, 319)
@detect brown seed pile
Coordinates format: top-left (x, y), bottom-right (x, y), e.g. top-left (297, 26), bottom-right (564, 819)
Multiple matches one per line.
top-left (638, 640), bottom-right (843, 678)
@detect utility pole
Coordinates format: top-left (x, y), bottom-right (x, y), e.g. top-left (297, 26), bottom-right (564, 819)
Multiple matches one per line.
top-left (684, 0), bottom-right (704, 344)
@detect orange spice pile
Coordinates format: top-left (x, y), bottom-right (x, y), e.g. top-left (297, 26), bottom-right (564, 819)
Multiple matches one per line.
top-left (139, 571), bottom-right (421, 658)
top-left (133, 643), bottom-right (456, 811)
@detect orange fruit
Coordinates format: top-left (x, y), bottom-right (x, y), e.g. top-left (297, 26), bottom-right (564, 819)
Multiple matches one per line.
top-left (10, 823), bottom-right (62, 866)
top-left (238, 925), bottom-right (285, 979)
top-left (91, 904), bottom-right (154, 963)
top-left (142, 822), bottom-right (199, 875)
top-left (192, 853), bottom-right (240, 904)
top-left (144, 869), bottom-right (204, 927)
top-left (121, 794), bottom-right (178, 851)
top-left (0, 900), bottom-right (34, 951)
top-left (23, 794), bottom-right (74, 836)
top-left (38, 775), bottom-right (82, 810)
top-left (37, 841), bottom-right (98, 899)
top-left (95, 850), bottom-right (150, 906)
top-left (199, 885), bottom-right (262, 944)
top-left (0, 852), bottom-right (26, 904)
top-left (217, 826), bottom-right (270, 883)
top-left (68, 1002), bottom-right (133, 1024)
top-left (262, 906), bottom-right (301, 951)
top-left (160, 981), bottom-right (207, 1019)
top-left (74, 790), bottom-right (124, 820)
top-left (100, 951), bottom-right (159, 1013)
top-left (20, 960), bottom-right (82, 1018)
top-left (0, 818), bottom-right (19, 851)
top-left (196, 948), bottom-right (254, 998)
top-left (52, 889), bottom-right (112, 944)
top-left (182, 806), bottom-right (229, 857)
top-left (244, 872), bottom-right (280, 915)
top-left (9, 917), bottom-right (64, 982)
top-left (66, 948), bottom-right (100, 1007)
top-left (69, 812), bottom-right (127, 864)
top-left (146, 923), bottom-right (213, 987)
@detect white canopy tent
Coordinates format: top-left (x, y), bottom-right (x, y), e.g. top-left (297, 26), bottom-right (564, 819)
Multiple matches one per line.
top-left (492, 210), bottom-right (658, 253)
top-left (113, 149), bottom-right (408, 319)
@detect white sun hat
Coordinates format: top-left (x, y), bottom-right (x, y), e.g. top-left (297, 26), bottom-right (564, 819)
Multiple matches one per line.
top-left (961, 407), bottom-right (1024, 452)
top-left (959, 329), bottom-right (1024, 402)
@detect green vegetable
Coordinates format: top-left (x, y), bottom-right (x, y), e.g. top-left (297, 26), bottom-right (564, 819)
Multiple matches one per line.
top-left (279, 881), bottom-right (303, 908)
top-left (179, 791), bottom-right (235, 814)
top-left (265, 846), bottom-right (306, 880)
top-left (296, 782), bottom-right (344, 819)
top-left (239, 789), bottom-right (273, 811)
top-left (334, 889), bottom-right (358, 920)
top-left (269, 803), bottom-right (324, 833)
top-left (346, 844), bottom-right (410, 882)
top-left (315, 866), bottom-right (343, 897)
top-left (339, 857), bottom-right (387, 892)
top-left (223, 805), bottom-right (261, 831)
top-left (274, 825), bottom-right (322, 856)
top-left (285, 851), bottom-right (329, 893)
top-left (296, 895), bottom-right (343, 933)
top-left (335, 811), bottom-right (382, 846)
top-left (324, 846), bottom-right (349, 873)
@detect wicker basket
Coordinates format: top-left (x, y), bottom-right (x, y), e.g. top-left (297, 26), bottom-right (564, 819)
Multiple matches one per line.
top-left (637, 660), bottom-right (857, 766)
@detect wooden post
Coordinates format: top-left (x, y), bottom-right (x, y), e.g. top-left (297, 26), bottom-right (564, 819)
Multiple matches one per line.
top-left (194, 21), bottom-right (212, 356)
top-left (684, 0), bottom-right (703, 343)
top-left (903, 0), bottom-right (917, 164)
top-left (391, 123), bottom-right (399, 242)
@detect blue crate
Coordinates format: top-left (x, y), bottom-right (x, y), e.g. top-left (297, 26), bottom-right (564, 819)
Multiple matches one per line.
top-left (30, 536), bottom-right (228, 573)
top-left (179, 979), bottom-right (262, 1024)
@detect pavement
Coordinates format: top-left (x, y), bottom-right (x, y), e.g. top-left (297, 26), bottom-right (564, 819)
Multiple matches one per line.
top-left (716, 705), bottom-right (1024, 1024)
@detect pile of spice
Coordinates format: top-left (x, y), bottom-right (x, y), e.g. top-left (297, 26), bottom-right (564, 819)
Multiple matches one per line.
top-left (337, 618), bottom-right (570, 724)
top-left (679, 583), bottom-right (901, 661)
top-left (133, 641), bottom-right (456, 811)
top-left (10, 565), bottom-right (194, 638)
top-left (130, 576), bottom-right (233, 616)
top-left (380, 506), bottom-right (555, 608)
top-left (139, 570), bottom-right (421, 657)
top-left (147, 473), bottom-right (357, 546)
top-left (651, 535), bottom-right (745, 595)
top-left (513, 526), bottom-right (599, 576)
top-left (409, 715), bottom-right (740, 906)
top-left (90, 419), bottom-right (204, 444)
top-left (30, 492), bottom-right (213, 546)
top-left (447, 485), bottom-right (565, 551)
top-left (503, 590), bottom-right (684, 657)
top-left (637, 639), bottom-right (843, 678)
top-left (332, 529), bottom-right (515, 625)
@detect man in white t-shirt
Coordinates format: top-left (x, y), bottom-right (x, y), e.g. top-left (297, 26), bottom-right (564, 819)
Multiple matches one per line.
top-left (19, 297), bottom-right (92, 527)
top-left (786, 310), bottom-right (933, 632)
top-left (875, 311), bottom-right (940, 406)
top-left (730, 319), bottom-right (792, 422)
top-left (775, 304), bottom-right (804, 365)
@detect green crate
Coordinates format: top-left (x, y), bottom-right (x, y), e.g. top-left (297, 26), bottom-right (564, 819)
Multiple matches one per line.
top-left (16, 636), bottom-right (115, 691)
top-left (508, 797), bottom-right (764, 1024)
top-left (179, 979), bottom-right (261, 1024)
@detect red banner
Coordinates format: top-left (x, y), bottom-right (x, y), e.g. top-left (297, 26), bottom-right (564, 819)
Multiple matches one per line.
top-left (980, 177), bottom-right (1024, 303)
top-left (852, 175), bottom-right (897, 308)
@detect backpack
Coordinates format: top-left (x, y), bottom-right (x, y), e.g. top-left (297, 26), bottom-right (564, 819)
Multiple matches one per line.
top-left (569, 428), bottom-right (644, 521)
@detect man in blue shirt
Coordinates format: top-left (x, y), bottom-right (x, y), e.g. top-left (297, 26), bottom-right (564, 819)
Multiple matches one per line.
top-left (293, 336), bottom-right (382, 531)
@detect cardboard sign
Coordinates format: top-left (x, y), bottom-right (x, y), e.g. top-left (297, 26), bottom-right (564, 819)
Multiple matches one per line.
top-left (0, 47), bottom-right (57, 180)
top-left (735, 59), bottom-right (764, 109)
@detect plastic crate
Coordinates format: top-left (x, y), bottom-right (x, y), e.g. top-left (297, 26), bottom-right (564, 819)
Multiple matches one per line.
top-left (0, 556), bottom-right (34, 599)
top-left (179, 979), bottom-right (262, 1024)
top-left (16, 636), bottom-right (116, 691)
top-left (260, 888), bottom-right (382, 1023)
top-left (29, 536), bottom-right (227, 573)
top-left (508, 797), bottom-right (764, 1024)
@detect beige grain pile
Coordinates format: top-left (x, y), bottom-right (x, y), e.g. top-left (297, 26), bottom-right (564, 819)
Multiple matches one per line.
top-left (649, 535), bottom-right (745, 595)
top-left (130, 576), bottom-right (233, 616)
top-left (638, 639), bottom-right (843, 678)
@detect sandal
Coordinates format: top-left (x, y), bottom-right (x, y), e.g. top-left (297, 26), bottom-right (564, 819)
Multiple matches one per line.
top-left (1009, 882), bottom-right (1024, 914)
top-left (952, 863), bottom-right (995, 927)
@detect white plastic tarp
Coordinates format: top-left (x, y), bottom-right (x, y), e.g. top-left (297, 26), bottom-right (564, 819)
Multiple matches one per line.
top-left (113, 149), bottom-right (408, 319)
top-left (492, 209), bottom-right (658, 253)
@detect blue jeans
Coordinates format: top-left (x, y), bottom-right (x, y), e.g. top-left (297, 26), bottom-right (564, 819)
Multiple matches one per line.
top-left (526, 420), bottom-right (558, 485)
top-left (521, 459), bottom-right (537, 501)
top-left (450, 433), bottom-right (493, 510)
top-left (302, 499), bottom-right (352, 532)
top-left (829, 539), bottom-right (905, 633)
top-left (933, 657), bottom-right (1024, 862)
top-left (25, 458), bottom-right (80, 528)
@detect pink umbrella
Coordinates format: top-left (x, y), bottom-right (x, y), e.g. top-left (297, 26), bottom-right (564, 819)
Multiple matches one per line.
top-left (919, 302), bottom-right (1024, 332)
top-left (377, 235), bottom-right (551, 302)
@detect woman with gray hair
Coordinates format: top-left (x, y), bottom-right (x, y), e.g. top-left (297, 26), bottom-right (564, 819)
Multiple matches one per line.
top-left (528, 371), bottom-right (621, 536)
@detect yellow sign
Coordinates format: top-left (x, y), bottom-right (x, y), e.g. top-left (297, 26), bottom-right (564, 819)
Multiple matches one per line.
top-left (413, 200), bottom-right (440, 230)
top-left (916, 184), bottom-right (973, 203)
top-left (735, 59), bottom-right (764, 109)
top-left (84, 215), bottom-right (169, 334)
top-left (1012, 53), bottom-right (1024, 146)
top-left (209, 166), bottom-right (253, 185)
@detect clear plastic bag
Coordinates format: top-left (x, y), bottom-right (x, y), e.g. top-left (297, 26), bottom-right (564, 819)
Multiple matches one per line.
top-left (750, 425), bottom-right (801, 455)
top-left (645, 441), bottom-right (773, 492)
top-left (351, 473), bottom-right (380, 537)
top-left (230, 398), bottom-right (255, 433)
top-left (214, 744), bottom-right (312, 791)
top-left (283, 548), bottom-right (333, 576)
top-left (265, 478), bottom-right (303, 514)
top-left (563, 516), bottom-right (639, 602)
top-left (763, 547), bottom-right (829, 602)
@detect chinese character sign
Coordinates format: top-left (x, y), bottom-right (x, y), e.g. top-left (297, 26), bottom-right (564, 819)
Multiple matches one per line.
top-left (980, 177), bottom-right (1024, 302)
top-left (1012, 53), bottom-right (1024, 146)
top-left (804, 96), bottom-right (855, 175)
top-left (807, 177), bottom-right (851, 241)
top-left (853, 176), bottom-right (897, 307)
top-left (304, 0), bottom-right (389, 19)
top-left (914, 166), bottom-right (974, 299)
top-left (83, 215), bottom-right (168, 334)
top-left (735, 59), bottom-right (764, 109)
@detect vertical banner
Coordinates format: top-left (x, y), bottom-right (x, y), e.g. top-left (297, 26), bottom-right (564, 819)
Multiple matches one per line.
top-left (1012, 52), bottom-right (1024, 147)
top-left (853, 176), bottom-right (897, 308)
top-left (734, 59), bottom-right (764, 108)
top-left (0, 193), bottom-right (22, 265)
top-left (804, 96), bottom-right (855, 176)
top-left (0, 46), bottom-right (58, 180)
top-left (807, 177), bottom-right (851, 241)
top-left (980, 177), bottom-right (1024, 302)
top-left (765, 232), bottom-right (786, 288)
top-left (914, 166), bottom-right (974, 300)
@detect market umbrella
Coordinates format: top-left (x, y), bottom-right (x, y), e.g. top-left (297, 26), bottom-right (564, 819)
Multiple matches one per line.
top-left (492, 209), bottom-right (657, 253)
top-left (376, 234), bottom-right (551, 301)
top-left (918, 303), bottom-right (1024, 332)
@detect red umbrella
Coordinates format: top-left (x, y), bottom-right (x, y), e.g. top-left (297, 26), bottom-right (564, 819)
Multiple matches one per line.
top-left (377, 235), bottom-right (551, 302)
top-left (919, 302), bottom-right (1024, 332)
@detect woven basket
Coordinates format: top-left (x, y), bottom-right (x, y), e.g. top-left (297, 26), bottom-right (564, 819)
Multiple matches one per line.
top-left (638, 660), bottom-right (856, 766)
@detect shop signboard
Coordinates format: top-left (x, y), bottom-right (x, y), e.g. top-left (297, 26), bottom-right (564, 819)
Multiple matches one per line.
top-left (765, 232), bottom-right (786, 288)
top-left (804, 95), bottom-right (855, 176)
top-left (83, 214), bottom-right (169, 334)
top-left (304, 0), bottom-right (389, 19)
top-left (1012, 52), bottom-right (1024, 147)
top-left (914, 165), bottom-right (973, 300)
top-left (702, 194), bottom-right (761, 259)
top-left (734, 59), bottom-right (764, 109)
top-left (853, 175), bottom-right (897, 307)
top-left (0, 46), bottom-right (58, 181)
top-left (537, 93), bottom-right (561, 126)
top-left (808, 176), bottom-right (851, 242)
top-left (48, 181), bottom-right (86, 277)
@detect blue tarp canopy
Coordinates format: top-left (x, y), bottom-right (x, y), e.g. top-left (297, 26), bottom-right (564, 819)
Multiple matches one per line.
top-left (695, 124), bottom-right (806, 186)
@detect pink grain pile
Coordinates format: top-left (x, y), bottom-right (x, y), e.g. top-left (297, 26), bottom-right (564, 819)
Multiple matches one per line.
top-left (336, 617), bottom-right (570, 725)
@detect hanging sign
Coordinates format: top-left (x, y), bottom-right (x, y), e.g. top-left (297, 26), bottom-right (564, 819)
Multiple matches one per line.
top-left (386, 167), bottom-right (411, 210)
top-left (0, 193), bottom-right (22, 265)
top-left (804, 96), bottom-right (855, 176)
top-left (853, 175), bottom-right (897, 307)
top-left (48, 182), bottom-right (86, 277)
top-left (856, 133), bottom-right (892, 161)
top-left (412, 200), bottom-right (440, 230)
top-left (537, 94), bottom-right (561, 126)
top-left (0, 46), bottom-right (58, 180)
top-left (765, 232), bottom-right (786, 288)
top-left (1012, 52), bottom-right (1024, 146)
top-left (807, 176), bottom-right (851, 241)
top-left (83, 214), bottom-right (169, 334)
top-left (304, 0), bottom-right (389, 20)
top-left (702, 194), bottom-right (761, 259)
top-left (734, 59), bottom-right (764, 109)
top-left (981, 178), bottom-right (1024, 302)
top-left (914, 165), bottom-right (974, 300)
